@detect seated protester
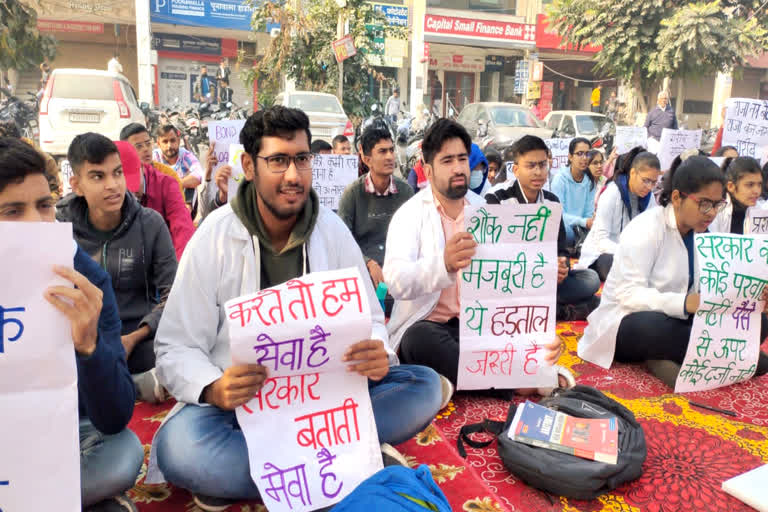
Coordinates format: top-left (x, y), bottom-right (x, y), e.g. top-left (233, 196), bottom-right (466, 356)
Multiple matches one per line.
top-left (576, 148), bottom-right (661, 281)
top-left (713, 145), bottom-right (739, 159)
top-left (338, 125), bottom-right (414, 316)
top-left (485, 136), bottom-right (601, 321)
top-left (485, 149), bottom-right (502, 186)
top-left (578, 156), bottom-right (768, 385)
top-left (384, 122), bottom-right (566, 388)
top-left (551, 137), bottom-right (597, 246)
top-left (56, 135), bottom-right (177, 403)
top-left (332, 134), bottom-right (352, 155)
top-left (120, 122), bottom-right (194, 259)
top-left (0, 119), bottom-right (62, 197)
top-left (588, 149), bottom-right (607, 202)
top-left (153, 124), bottom-right (203, 205)
top-left (760, 161), bottom-right (768, 208)
top-left (709, 156), bottom-right (763, 234)
top-left (149, 107), bottom-right (442, 510)
top-left (0, 137), bottom-right (142, 511)
top-left (311, 139), bottom-right (333, 155)
top-left (468, 143), bottom-right (491, 196)
top-left (407, 158), bottom-right (426, 193)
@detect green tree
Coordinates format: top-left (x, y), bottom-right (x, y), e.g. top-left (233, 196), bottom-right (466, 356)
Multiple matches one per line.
top-left (246, 0), bottom-right (407, 116)
top-left (0, 0), bottom-right (57, 73)
top-left (547, 0), bottom-right (768, 113)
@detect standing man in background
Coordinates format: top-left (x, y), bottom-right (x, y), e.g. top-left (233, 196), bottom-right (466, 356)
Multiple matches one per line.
top-left (591, 84), bottom-right (602, 113)
top-left (108, 54), bottom-right (123, 74)
top-left (644, 90), bottom-right (678, 153)
top-left (386, 87), bottom-right (401, 124)
top-left (432, 76), bottom-right (443, 117)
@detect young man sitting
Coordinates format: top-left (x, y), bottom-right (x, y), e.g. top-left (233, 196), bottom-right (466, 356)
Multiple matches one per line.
top-left (485, 135), bottom-right (601, 321)
top-left (383, 121), bottom-right (566, 391)
top-left (338, 125), bottom-right (413, 315)
top-left (148, 106), bottom-right (442, 511)
top-left (56, 134), bottom-right (178, 402)
top-left (0, 137), bottom-right (142, 511)
top-left (332, 134), bottom-right (352, 155)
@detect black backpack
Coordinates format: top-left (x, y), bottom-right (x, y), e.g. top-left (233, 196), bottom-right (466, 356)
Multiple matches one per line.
top-left (457, 385), bottom-right (647, 500)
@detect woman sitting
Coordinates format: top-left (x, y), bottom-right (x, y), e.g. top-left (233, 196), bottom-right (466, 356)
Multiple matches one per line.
top-left (709, 157), bottom-right (764, 235)
top-left (575, 148), bottom-right (661, 281)
top-left (551, 137), bottom-right (597, 247)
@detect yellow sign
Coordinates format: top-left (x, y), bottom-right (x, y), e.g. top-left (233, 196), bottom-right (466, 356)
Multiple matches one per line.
top-left (528, 81), bottom-right (541, 99)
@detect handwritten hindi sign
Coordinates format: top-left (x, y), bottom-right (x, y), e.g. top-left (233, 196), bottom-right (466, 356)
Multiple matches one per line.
top-left (544, 138), bottom-right (572, 189)
top-left (458, 203), bottom-right (562, 390)
top-left (675, 233), bottom-right (768, 393)
top-left (658, 128), bottom-right (702, 171)
top-left (747, 206), bottom-right (768, 235)
top-left (208, 119), bottom-right (246, 167)
top-left (226, 267), bottom-right (382, 512)
top-left (722, 98), bottom-right (768, 164)
top-left (227, 143), bottom-right (246, 203)
top-left (312, 154), bottom-right (358, 210)
top-left (0, 222), bottom-right (80, 511)
top-left (614, 126), bottom-right (648, 154)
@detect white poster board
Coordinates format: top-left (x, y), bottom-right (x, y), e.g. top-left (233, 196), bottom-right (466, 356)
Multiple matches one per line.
top-left (722, 98), bottom-right (768, 164)
top-left (658, 128), bottom-right (702, 171)
top-left (614, 126), bottom-right (648, 154)
top-left (208, 119), bottom-right (246, 168)
top-left (0, 222), bottom-right (80, 511)
top-left (747, 206), bottom-right (768, 235)
top-left (226, 267), bottom-right (382, 512)
top-left (227, 143), bottom-right (246, 203)
top-left (312, 155), bottom-right (358, 210)
top-left (458, 204), bottom-right (561, 390)
top-left (59, 159), bottom-right (74, 196)
top-left (544, 138), bottom-right (572, 190)
top-left (675, 233), bottom-right (768, 393)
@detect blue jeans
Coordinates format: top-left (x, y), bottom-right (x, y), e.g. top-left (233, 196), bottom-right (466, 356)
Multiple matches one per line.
top-left (80, 419), bottom-right (144, 507)
top-left (155, 364), bottom-right (441, 500)
top-left (557, 268), bottom-right (601, 305)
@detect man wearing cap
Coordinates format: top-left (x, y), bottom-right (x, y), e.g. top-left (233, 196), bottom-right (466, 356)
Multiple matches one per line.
top-left (56, 133), bottom-right (178, 403)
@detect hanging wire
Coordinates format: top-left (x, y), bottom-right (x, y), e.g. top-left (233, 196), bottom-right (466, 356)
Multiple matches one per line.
top-left (540, 62), bottom-right (616, 84)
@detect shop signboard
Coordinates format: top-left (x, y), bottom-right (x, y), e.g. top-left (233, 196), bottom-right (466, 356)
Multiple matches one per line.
top-left (372, 3), bottom-right (409, 27)
top-left (150, 0), bottom-right (254, 31)
top-left (424, 14), bottom-right (536, 44)
top-left (485, 55), bottom-right (504, 72)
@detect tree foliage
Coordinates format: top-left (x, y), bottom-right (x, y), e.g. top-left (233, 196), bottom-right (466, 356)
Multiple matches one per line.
top-left (246, 0), bottom-right (407, 116)
top-left (0, 0), bottom-right (57, 71)
top-left (547, 0), bottom-right (768, 111)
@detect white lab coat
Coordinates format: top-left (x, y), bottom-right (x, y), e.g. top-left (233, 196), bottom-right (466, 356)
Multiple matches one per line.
top-left (709, 197), bottom-right (751, 234)
top-left (146, 202), bottom-right (392, 483)
top-left (575, 182), bottom-right (657, 270)
top-left (578, 204), bottom-right (697, 368)
top-left (383, 184), bottom-right (485, 352)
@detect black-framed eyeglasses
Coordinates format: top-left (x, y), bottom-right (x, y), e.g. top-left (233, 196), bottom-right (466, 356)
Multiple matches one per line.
top-left (255, 153), bottom-right (315, 173)
top-left (680, 192), bottom-right (727, 214)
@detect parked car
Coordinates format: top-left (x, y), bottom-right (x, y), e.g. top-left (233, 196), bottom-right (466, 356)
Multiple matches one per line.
top-left (456, 102), bottom-right (553, 152)
top-left (39, 68), bottom-right (145, 156)
top-left (544, 110), bottom-right (616, 152)
top-left (274, 91), bottom-right (354, 143)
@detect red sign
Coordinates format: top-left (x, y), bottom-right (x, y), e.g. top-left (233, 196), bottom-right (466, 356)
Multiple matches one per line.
top-left (37, 19), bottom-right (104, 34)
top-left (424, 43), bottom-right (430, 58)
top-left (424, 14), bottom-right (535, 43)
top-left (535, 14), bottom-right (600, 53)
top-left (452, 55), bottom-right (463, 64)
top-left (332, 35), bottom-right (357, 63)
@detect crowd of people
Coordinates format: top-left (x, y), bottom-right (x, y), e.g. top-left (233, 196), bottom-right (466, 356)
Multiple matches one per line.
top-left (2, 97), bottom-right (768, 511)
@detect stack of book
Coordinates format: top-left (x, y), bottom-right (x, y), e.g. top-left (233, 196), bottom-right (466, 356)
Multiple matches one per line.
top-left (508, 400), bottom-right (619, 464)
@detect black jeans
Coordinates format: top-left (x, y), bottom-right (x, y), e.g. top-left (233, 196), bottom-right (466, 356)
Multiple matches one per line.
top-left (615, 311), bottom-right (768, 376)
top-left (589, 253), bottom-right (614, 282)
top-left (399, 318), bottom-right (460, 385)
top-left (128, 338), bottom-right (156, 375)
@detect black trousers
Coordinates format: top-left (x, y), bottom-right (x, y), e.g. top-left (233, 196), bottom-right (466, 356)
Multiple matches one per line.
top-left (615, 311), bottom-right (768, 376)
top-left (127, 338), bottom-right (156, 375)
top-left (399, 318), bottom-right (459, 385)
top-left (589, 253), bottom-right (614, 282)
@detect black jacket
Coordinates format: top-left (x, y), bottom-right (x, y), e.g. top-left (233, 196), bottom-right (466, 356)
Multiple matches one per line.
top-left (56, 192), bottom-right (177, 337)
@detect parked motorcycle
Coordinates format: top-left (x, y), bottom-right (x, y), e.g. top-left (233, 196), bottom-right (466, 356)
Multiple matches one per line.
top-left (0, 87), bottom-right (39, 142)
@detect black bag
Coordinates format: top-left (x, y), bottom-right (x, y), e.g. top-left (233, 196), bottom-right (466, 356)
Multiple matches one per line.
top-left (457, 385), bottom-right (647, 500)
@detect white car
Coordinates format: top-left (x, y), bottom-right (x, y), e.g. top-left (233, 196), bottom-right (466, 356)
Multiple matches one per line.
top-left (39, 68), bottom-right (145, 156)
top-left (274, 91), bottom-right (354, 143)
top-left (543, 110), bottom-right (616, 152)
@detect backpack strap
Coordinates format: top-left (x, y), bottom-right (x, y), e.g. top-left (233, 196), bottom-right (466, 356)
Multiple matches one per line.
top-left (457, 419), bottom-right (506, 458)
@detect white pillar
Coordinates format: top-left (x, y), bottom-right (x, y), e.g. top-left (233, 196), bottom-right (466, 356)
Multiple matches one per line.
top-left (135, 0), bottom-right (153, 105)
top-left (409, 0), bottom-right (426, 116)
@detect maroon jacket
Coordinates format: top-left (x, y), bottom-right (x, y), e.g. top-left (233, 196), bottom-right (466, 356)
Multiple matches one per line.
top-left (141, 163), bottom-right (194, 260)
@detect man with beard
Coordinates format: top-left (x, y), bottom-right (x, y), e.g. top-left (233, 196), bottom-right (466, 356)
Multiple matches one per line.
top-left (153, 124), bottom-right (203, 206)
top-left (148, 106), bottom-right (442, 511)
top-left (383, 120), bottom-right (564, 392)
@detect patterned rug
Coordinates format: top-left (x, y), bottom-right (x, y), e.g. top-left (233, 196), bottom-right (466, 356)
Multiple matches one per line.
top-left (126, 323), bottom-right (768, 511)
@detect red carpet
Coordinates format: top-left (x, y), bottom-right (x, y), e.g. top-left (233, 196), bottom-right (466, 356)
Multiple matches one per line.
top-left (127, 322), bottom-right (768, 511)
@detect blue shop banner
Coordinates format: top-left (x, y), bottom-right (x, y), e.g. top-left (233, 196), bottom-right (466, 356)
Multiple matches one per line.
top-left (151, 0), bottom-right (254, 31)
top-left (153, 33), bottom-right (222, 55)
top-left (372, 3), bottom-right (409, 27)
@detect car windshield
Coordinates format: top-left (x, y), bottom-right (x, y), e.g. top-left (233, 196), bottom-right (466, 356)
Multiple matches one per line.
top-left (52, 75), bottom-right (115, 100)
top-left (489, 106), bottom-right (543, 128)
top-left (287, 94), bottom-right (344, 114)
top-left (576, 115), bottom-right (613, 136)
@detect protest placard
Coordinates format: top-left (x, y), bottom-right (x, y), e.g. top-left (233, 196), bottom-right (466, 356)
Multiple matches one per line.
top-left (747, 206), bottom-right (768, 235)
top-left (226, 143), bottom-right (246, 203)
top-left (544, 138), bottom-right (572, 189)
top-left (675, 233), bottom-right (768, 393)
top-left (614, 126), bottom-right (648, 154)
top-left (458, 203), bottom-right (561, 390)
top-left (226, 267), bottom-right (382, 512)
top-left (208, 119), bottom-right (246, 167)
top-left (59, 159), bottom-right (74, 196)
top-left (312, 154), bottom-right (358, 210)
top-left (0, 222), bottom-right (80, 511)
top-left (658, 128), bottom-right (702, 171)
top-left (722, 98), bottom-right (768, 164)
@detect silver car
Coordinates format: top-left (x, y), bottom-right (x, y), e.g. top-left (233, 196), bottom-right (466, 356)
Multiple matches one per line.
top-left (456, 102), bottom-right (553, 152)
top-left (274, 91), bottom-right (354, 143)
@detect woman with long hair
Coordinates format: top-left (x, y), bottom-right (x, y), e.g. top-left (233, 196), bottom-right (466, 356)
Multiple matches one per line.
top-left (709, 157), bottom-right (763, 234)
top-left (551, 137), bottom-right (596, 246)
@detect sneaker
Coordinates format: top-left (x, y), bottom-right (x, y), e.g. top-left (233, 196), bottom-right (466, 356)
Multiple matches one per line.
top-left (193, 493), bottom-right (236, 512)
top-left (133, 368), bottom-right (166, 404)
top-left (381, 442), bottom-right (409, 467)
top-left (439, 374), bottom-right (454, 411)
top-left (646, 360), bottom-right (682, 389)
top-left (84, 493), bottom-right (137, 511)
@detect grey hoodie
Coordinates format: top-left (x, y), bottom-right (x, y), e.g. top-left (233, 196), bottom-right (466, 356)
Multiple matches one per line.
top-left (56, 192), bottom-right (178, 337)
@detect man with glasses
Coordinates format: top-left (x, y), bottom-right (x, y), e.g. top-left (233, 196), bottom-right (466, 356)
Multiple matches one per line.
top-left (485, 135), bottom-right (601, 321)
top-left (148, 106), bottom-right (442, 511)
